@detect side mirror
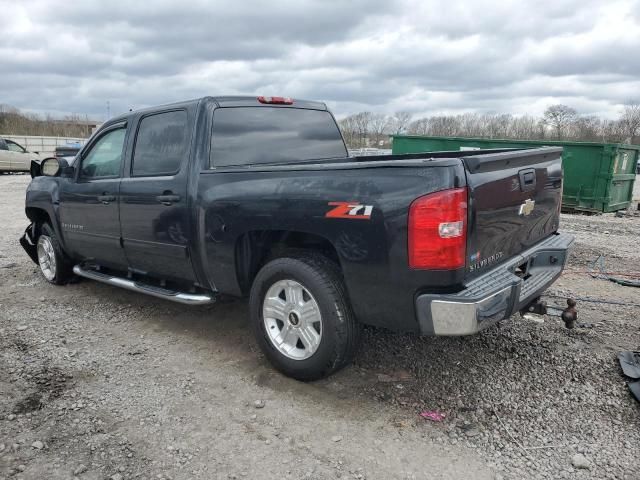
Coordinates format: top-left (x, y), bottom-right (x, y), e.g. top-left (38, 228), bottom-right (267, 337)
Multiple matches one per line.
top-left (41, 157), bottom-right (71, 177)
top-left (61, 164), bottom-right (75, 177)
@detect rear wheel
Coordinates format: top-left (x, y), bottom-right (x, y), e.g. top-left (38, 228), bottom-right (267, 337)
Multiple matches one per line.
top-left (249, 254), bottom-right (362, 381)
top-left (37, 223), bottom-right (73, 285)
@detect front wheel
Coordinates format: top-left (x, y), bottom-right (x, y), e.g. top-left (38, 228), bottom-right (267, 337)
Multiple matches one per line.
top-left (37, 223), bottom-right (74, 285)
top-left (249, 254), bottom-right (362, 381)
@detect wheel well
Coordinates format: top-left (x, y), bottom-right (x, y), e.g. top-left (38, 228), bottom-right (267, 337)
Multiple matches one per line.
top-left (25, 207), bottom-right (51, 233)
top-left (235, 230), bottom-right (341, 294)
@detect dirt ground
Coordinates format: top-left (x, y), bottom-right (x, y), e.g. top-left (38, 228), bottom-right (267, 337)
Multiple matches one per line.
top-left (1, 174), bottom-right (639, 480)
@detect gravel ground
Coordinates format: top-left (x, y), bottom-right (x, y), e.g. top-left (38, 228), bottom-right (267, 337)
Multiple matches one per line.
top-left (1, 174), bottom-right (639, 480)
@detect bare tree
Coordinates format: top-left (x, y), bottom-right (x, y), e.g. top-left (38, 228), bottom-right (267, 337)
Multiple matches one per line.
top-left (459, 113), bottom-right (482, 137)
top-left (0, 105), bottom-right (94, 137)
top-left (485, 114), bottom-right (512, 138)
top-left (620, 102), bottom-right (640, 144)
top-left (368, 113), bottom-right (391, 146)
top-left (390, 111), bottom-right (412, 135)
top-left (543, 104), bottom-right (577, 139)
top-left (602, 119), bottom-right (626, 143)
top-left (429, 116), bottom-right (458, 136)
top-left (337, 113), bottom-right (371, 148)
top-left (400, 106), bottom-right (632, 144)
top-left (337, 115), bottom-right (358, 148)
top-left (352, 112), bottom-right (373, 147)
top-left (510, 115), bottom-right (540, 139)
top-left (408, 118), bottom-right (430, 135)
top-left (572, 115), bottom-right (603, 142)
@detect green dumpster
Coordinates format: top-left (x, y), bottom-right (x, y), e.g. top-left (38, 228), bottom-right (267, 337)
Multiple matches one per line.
top-left (392, 135), bottom-right (640, 213)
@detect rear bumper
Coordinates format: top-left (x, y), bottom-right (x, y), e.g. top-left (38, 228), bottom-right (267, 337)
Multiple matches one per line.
top-left (415, 232), bottom-right (574, 336)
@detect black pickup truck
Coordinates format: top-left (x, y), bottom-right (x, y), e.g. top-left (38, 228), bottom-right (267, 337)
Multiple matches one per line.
top-left (20, 96), bottom-right (573, 380)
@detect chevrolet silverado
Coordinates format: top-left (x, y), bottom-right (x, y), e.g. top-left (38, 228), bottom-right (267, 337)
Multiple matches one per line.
top-left (20, 96), bottom-right (573, 380)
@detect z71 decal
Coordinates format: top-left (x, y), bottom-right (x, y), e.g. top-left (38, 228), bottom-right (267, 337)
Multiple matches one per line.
top-left (326, 202), bottom-right (373, 220)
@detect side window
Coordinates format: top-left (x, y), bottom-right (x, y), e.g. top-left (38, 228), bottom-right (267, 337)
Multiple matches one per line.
top-left (80, 128), bottom-right (126, 179)
top-left (132, 110), bottom-right (188, 176)
top-left (6, 141), bottom-right (26, 153)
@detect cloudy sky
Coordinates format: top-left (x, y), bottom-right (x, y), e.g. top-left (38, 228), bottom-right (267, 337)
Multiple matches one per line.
top-left (1, 0), bottom-right (639, 121)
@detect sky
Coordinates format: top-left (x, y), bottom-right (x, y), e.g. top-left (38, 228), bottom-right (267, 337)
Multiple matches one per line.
top-left (1, 0), bottom-right (639, 121)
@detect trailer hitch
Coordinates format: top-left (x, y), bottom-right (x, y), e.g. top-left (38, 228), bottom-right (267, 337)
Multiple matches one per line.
top-left (521, 297), bottom-right (578, 329)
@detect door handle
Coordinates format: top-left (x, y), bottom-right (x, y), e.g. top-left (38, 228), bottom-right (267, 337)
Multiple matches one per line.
top-left (97, 194), bottom-right (116, 205)
top-left (156, 194), bottom-right (181, 206)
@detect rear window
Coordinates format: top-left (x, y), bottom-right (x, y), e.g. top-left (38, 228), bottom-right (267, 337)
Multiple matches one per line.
top-left (210, 107), bottom-right (347, 167)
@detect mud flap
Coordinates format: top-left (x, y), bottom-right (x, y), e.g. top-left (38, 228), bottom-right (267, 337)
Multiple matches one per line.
top-left (20, 223), bottom-right (38, 265)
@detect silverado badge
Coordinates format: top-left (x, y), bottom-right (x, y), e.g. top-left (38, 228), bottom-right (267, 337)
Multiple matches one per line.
top-left (469, 251), bottom-right (504, 272)
top-left (518, 199), bottom-right (535, 216)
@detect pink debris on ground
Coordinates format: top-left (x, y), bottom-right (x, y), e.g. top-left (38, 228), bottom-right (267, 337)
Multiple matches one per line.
top-left (419, 410), bottom-right (446, 422)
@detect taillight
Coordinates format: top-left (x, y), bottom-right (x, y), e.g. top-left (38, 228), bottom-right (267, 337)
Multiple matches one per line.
top-left (408, 187), bottom-right (468, 270)
top-left (257, 96), bottom-right (293, 105)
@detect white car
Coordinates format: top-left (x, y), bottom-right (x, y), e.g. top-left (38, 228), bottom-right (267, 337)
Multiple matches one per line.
top-left (0, 138), bottom-right (42, 173)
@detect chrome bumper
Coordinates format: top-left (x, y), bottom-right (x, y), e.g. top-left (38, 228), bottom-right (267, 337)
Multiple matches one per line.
top-left (415, 233), bottom-right (574, 336)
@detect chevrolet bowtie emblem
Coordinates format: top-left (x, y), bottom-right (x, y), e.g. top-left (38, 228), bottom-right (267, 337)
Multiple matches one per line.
top-left (518, 199), bottom-right (535, 216)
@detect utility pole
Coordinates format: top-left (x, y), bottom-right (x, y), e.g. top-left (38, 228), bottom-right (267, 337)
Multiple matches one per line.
top-left (106, 100), bottom-right (111, 120)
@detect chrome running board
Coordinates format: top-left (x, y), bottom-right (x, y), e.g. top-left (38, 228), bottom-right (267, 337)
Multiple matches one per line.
top-left (72, 265), bottom-right (215, 305)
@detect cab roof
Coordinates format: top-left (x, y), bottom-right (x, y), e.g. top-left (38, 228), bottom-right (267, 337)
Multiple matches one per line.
top-left (107, 96), bottom-right (328, 127)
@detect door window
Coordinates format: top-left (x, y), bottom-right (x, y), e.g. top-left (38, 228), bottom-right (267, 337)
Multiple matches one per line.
top-left (6, 141), bottom-right (26, 153)
top-left (80, 128), bottom-right (126, 179)
top-left (132, 110), bottom-right (188, 176)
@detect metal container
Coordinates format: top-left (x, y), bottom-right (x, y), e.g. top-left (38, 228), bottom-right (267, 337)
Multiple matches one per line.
top-left (392, 135), bottom-right (640, 212)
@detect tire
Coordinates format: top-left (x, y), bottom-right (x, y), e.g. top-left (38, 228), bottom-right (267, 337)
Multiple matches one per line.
top-left (249, 253), bottom-right (362, 381)
top-left (36, 223), bottom-right (74, 285)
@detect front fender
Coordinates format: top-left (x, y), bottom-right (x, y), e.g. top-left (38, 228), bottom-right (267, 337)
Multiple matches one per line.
top-left (20, 223), bottom-right (38, 264)
top-left (24, 177), bottom-right (68, 253)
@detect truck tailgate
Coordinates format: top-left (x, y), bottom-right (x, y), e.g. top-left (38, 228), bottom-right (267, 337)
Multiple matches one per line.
top-left (463, 147), bottom-right (563, 277)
